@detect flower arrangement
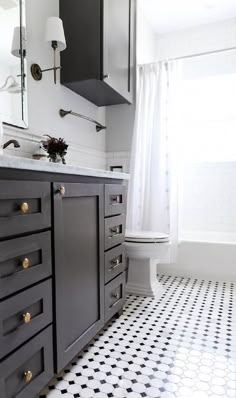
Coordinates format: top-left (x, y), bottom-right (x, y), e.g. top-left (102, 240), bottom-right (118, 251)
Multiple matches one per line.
top-left (41, 135), bottom-right (68, 164)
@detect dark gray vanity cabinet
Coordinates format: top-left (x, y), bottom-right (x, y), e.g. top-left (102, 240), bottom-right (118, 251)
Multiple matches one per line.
top-left (0, 172), bottom-right (127, 397)
top-left (104, 184), bottom-right (127, 322)
top-left (60, 0), bottom-right (135, 106)
top-left (0, 180), bottom-right (53, 398)
top-left (53, 183), bottom-right (105, 372)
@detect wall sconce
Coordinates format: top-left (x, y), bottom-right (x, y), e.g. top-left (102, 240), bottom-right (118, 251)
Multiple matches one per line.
top-left (31, 17), bottom-right (66, 84)
top-left (11, 26), bottom-right (27, 90)
top-left (11, 26), bottom-right (26, 58)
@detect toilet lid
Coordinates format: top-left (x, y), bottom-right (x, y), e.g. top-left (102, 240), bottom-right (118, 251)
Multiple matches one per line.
top-left (125, 231), bottom-right (169, 243)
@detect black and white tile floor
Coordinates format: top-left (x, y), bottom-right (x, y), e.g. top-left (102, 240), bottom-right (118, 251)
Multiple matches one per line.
top-left (39, 275), bottom-right (236, 398)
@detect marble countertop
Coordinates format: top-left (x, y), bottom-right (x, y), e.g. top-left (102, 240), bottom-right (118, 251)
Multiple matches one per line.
top-left (0, 155), bottom-right (129, 180)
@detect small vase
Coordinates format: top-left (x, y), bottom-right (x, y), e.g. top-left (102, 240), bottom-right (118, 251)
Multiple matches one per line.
top-left (49, 154), bottom-right (62, 163)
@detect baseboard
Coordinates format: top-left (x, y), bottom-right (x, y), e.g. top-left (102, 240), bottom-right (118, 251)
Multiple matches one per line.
top-left (126, 281), bottom-right (165, 297)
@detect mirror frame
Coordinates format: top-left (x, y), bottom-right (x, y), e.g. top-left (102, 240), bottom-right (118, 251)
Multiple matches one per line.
top-left (2, 0), bottom-right (28, 129)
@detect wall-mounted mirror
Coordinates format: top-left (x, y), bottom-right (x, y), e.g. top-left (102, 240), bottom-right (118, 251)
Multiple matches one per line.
top-left (0, 0), bottom-right (28, 128)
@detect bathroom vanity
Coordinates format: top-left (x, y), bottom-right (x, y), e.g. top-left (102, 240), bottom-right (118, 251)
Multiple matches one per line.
top-left (0, 157), bottom-right (128, 398)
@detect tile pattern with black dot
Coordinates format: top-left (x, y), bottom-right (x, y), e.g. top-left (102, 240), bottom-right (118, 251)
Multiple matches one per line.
top-left (38, 275), bottom-right (236, 398)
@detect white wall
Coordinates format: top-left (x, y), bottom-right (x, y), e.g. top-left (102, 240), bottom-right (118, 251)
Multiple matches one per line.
top-left (106, 2), bottom-right (156, 171)
top-left (183, 49), bottom-right (236, 79)
top-left (177, 48), bottom-right (236, 244)
top-left (3, 0), bottom-right (107, 169)
top-left (107, 17), bottom-right (236, 169)
top-left (179, 162), bottom-right (236, 242)
top-left (106, 104), bottom-right (135, 153)
top-left (136, 8), bottom-right (158, 64)
top-left (156, 18), bottom-right (236, 61)
top-left (106, 13), bottom-right (236, 281)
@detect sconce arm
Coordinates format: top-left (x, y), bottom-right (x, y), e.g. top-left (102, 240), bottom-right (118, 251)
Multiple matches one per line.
top-left (40, 66), bottom-right (61, 73)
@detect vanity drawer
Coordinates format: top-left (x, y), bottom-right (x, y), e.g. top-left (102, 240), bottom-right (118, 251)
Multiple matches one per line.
top-left (0, 326), bottom-right (53, 398)
top-left (105, 184), bottom-right (127, 217)
top-left (105, 272), bottom-right (126, 322)
top-left (0, 231), bottom-right (52, 299)
top-left (105, 215), bottom-right (126, 250)
top-left (105, 244), bottom-right (126, 284)
top-left (0, 180), bottom-right (51, 239)
top-left (0, 279), bottom-right (52, 360)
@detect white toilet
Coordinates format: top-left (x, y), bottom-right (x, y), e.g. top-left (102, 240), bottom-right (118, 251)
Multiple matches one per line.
top-left (125, 231), bottom-right (170, 297)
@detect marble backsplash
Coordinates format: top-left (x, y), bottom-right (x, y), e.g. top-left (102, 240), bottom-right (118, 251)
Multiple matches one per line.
top-left (2, 126), bottom-right (131, 173)
top-left (2, 126), bottom-right (107, 170)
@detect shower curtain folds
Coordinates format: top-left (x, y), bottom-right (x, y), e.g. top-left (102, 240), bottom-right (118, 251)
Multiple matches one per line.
top-left (127, 61), bottom-right (182, 263)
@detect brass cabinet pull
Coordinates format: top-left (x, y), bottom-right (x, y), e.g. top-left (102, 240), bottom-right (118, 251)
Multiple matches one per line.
top-left (110, 226), bottom-right (120, 237)
top-left (24, 370), bottom-right (33, 382)
top-left (22, 312), bottom-right (31, 324)
top-left (21, 258), bottom-right (30, 269)
top-left (111, 195), bottom-right (120, 204)
top-left (112, 259), bottom-right (120, 266)
top-left (20, 202), bottom-right (29, 214)
top-left (110, 292), bottom-right (121, 309)
top-left (57, 186), bottom-right (65, 195)
top-left (109, 258), bottom-right (120, 271)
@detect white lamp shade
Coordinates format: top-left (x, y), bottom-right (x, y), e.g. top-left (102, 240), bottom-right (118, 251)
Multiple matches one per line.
top-left (45, 17), bottom-right (66, 51)
top-left (11, 26), bottom-right (26, 58)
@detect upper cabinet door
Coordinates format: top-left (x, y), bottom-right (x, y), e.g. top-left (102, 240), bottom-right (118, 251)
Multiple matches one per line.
top-left (60, 0), bottom-right (135, 107)
top-left (103, 0), bottom-right (133, 104)
top-left (60, 0), bottom-right (102, 83)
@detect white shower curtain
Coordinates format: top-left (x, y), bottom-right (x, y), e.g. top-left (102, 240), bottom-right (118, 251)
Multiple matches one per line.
top-left (127, 61), bottom-right (181, 263)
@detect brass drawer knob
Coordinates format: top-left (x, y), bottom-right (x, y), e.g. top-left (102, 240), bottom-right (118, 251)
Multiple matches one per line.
top-left (21, 258), bottom-right (30, 269)
top-left (112, 292), bottom-right (119, 299)
top-left (24, 370), bottom-right (33, 382)
top-left (111, 195), bottom-right (120, 203)
top-left (111, 227), bottom-right (119, 233)
top-left (57, 186), bottom-right (65, 195)
top-left (110, 226), bottom-right (120, 237)
top-left (22, 312), bottom-right (31, 324)
top-left (112, 259), bottom-right (120, 266)
top-left (110, 259), bottom-right (120, 271)
top-left (20, 202), bottom-right (29, 214)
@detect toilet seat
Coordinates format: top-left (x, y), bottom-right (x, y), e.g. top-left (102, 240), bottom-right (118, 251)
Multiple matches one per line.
top-left (126, 231), bottom-right (169, 243)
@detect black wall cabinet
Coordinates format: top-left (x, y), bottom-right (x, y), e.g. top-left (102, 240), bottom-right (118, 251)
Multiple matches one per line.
top-left (60, 0), bottom-right (135, 106)
top-left (53, 183), bottom-right (105, 372)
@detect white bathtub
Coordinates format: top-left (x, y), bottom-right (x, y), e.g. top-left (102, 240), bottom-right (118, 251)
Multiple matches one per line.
top-left (157, 234), bottom-right (236, 282)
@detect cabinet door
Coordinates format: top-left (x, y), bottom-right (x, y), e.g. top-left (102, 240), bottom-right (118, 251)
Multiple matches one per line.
top-left (103, 0), bottom-right (133, 103)
top-left (53, 183), bottom-right (104, 372)
top-left (60, 0), bottom-right (101, 84)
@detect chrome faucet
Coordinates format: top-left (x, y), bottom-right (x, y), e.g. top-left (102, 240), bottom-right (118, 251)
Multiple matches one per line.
top-left (3, 140), bottom-right (20, 149)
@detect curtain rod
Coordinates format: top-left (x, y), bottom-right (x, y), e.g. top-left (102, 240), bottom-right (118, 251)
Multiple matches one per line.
top-left (59, 109), bottom-right (107, 132)
top-left (138, 46), bottom-right (236, 66)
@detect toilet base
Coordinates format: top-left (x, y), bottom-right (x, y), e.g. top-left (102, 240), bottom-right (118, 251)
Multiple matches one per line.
top-left (126, 258), bottom-right (164, 297)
